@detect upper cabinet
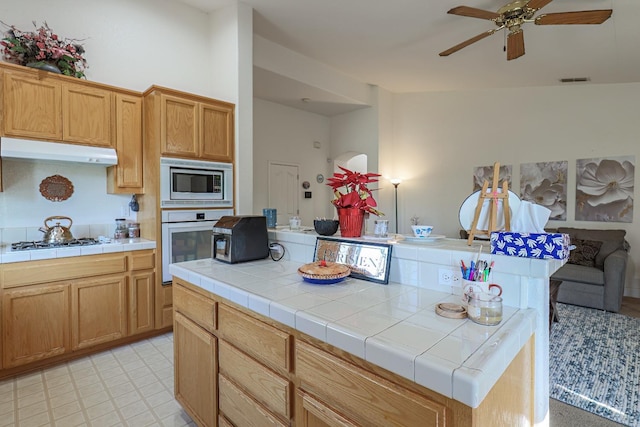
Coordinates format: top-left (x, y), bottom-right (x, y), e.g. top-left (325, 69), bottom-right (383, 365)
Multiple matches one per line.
top-left (1, 65), bottom-right (113, 147)
top-left (2, 69), bottom-right (63, 140)
top-left (107, 93), bottom-right (144, 194)
top-left (146, 86), bottom-right (234, 163)
top-left (62, 83), bottom-right (112, 147)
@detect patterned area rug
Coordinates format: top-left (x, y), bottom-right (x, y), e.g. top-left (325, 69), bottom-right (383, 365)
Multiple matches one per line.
top-left (550, 303), bottom-right (640, 426)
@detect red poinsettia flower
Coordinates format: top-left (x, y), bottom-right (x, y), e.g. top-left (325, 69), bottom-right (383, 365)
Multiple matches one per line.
top-left (326, 166), bottom-right (384, 216)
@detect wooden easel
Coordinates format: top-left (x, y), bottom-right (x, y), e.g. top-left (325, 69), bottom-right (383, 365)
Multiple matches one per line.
top-left (467, 162), bottom-right (511, 245)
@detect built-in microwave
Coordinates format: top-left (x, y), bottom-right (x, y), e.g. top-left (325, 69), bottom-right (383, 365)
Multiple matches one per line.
top-left (160, 157), bottom-right (233, 208)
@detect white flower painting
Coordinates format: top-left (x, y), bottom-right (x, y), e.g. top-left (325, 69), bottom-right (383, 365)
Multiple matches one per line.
top-left (575, 156), bottom-right (634, 222)
top-left (520, 161), bottom-right (568, 221)
top-left (473, 165), bottom-right (512, 192)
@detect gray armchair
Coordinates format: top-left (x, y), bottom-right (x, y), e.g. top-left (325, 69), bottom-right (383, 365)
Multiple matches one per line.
top-left (551, 228), bottom-right (629, 313)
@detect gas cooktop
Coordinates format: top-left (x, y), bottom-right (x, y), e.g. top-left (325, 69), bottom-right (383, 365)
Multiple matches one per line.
top-left (10, 238), bottom-right (101, 251)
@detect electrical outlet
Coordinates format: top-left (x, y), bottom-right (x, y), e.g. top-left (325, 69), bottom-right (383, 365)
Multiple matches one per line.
top-left (451, 271), bottom-right (462, 286)
top-left (438, 268), bottom-right (454, 285)
top-left (439, 268), bottom-right (463, 286)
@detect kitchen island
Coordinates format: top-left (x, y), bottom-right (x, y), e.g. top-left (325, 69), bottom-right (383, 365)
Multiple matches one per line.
top-left (170, 253), bottom-right (539, 426)
top-left (171, 230), bottom-right (562, 425)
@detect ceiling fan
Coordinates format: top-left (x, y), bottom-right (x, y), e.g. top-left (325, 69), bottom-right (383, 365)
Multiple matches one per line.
top-left (439, 0), bottom-right (612, 60)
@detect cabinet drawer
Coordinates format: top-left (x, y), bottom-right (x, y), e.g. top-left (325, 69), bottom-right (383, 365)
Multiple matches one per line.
top-left (219, 374), bottom-right (287, 427)
top-left (1, 253), bottom-right (127, 288)
top-left (218, 304), bottom-right (291, 373)
top-left (173, 283), bottom-right (216, 332)
top-left (219, 340), bottom-right (291, 419)
top-left (296, 390), bottom-right (358, 427)
top-left (131, 250), bottom-right (155, 271)
top-left (296, 342), bottom-right (447, 427)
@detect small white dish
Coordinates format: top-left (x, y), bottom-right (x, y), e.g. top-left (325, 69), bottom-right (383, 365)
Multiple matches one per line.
top-left (402, 234), bottom-right (446, 243)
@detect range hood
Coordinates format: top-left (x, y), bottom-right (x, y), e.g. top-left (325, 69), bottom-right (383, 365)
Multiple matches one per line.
top-left (0, 137), bottom-right (118, 166)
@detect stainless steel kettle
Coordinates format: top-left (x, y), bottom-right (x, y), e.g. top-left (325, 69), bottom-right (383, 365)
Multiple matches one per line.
top-left (39, 216), bottom-right (74, 243)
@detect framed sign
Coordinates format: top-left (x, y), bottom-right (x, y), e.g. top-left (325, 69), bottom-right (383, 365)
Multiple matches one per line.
top-left (313, 237), bottom-right (393, 284)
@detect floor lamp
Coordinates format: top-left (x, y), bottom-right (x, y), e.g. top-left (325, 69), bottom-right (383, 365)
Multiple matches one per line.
top-left (390, 179), bottom-right (401, 234)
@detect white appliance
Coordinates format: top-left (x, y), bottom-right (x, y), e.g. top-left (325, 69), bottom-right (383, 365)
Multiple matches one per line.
top-left (160, 157), bottom-right (233, 209)
top-left (0, 137), bottom-right (118, 165)
top-left (161, 208), bottom-right (233, 283)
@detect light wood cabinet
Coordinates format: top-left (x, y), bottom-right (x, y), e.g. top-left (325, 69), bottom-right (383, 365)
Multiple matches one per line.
top-left (145, 87), bottom-right (234, 162)
top-left (71, 276), bottom-right (127, 350)
top-left (174, 311), bottom-right (217, 427)
top-left (107, 93), bottom-right (144, 194)
top-left (0, 250), bottom-right (159, 378)
top-left (296, 391), bottom-right (358, 427)
top-left (2, 69), bottom-right (62, 140)
top-left (62, 82), bottom-right (112, 146)
top-left (129, 270), bottom-right (155, 335)
top-left (1, 65), bottom-right (113, 147)
top-left (2, 283), bottom-right (70, 368)
top-left (173, 278), bottom-right (535, 427)
top-left (199, 101), bottom-right (234, 162)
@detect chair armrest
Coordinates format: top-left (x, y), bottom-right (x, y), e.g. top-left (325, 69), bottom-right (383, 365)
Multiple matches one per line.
top-left (603, 249), bottom-right (628, 312)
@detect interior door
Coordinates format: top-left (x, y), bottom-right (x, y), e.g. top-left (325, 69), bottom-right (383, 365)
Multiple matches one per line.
top-left (269, 163), bottom-right (299, 227)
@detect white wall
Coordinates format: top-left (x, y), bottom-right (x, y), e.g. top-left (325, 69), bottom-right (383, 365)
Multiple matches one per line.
top-left (1, 0), bottom-right (249, 230)
top-left (385, 83), bottom-right (640, 296)
top-left (253, 98), bottom-right (332, 223)
top-left (0, 0), bottom-right (214, 94)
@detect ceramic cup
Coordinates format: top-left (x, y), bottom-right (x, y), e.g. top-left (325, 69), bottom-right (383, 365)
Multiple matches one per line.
top-left (411, 225), bottom-right (433, 238)
top-left (461, 279), bottom-right (502, 305)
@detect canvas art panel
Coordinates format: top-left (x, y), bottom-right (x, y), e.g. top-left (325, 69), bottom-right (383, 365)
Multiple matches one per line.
top-left (575, 156), bottom-right (634, 222)
top-left (520, 161), bottom-right (568, 221)
top-left (473, 165), bottom-right (512, 192)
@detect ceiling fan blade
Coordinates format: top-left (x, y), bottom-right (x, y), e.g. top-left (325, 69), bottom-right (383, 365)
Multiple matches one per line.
top-left (507, 30), bottom-right (525, 60)
top-left (439, 29), bottom-right (499, 56)
top-left (447, 6), bottom-right (500, 20)
top-left (535, 10), bottom-right (612, 25)
top-left (526, 0), bottom-right (554, 12)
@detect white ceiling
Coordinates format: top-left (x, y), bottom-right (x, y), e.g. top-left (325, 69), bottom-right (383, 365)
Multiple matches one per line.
top-left (178, 0), bottom-right (636, 115)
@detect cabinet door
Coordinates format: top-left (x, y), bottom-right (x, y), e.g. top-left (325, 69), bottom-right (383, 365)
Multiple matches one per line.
top-left (296, 391), bottom-right (358, 427)
top-left (71, 276), bottom-right (126, 350)
top-left (129, 270), bottom-right (155, 335)
top-left (108, 93), bottom-right (144, 193)
top-left (200, 101), bottom-right (234, 162)
top-left (62, 83), bottom-right (112, 146)
top-left (2, 70), bottom-right (62, 139)
top-left (160, 94), bottom-right (198, 158)
top-left (174, 312), bottom-right (217, 427)
top-left (2, 284), bottom-right (70, 368)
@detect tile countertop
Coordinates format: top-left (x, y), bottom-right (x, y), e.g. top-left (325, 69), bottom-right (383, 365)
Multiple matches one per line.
top-left (0, 238), bottom-right (157, 264)
top-left (170, 258), bottom-right (537, 408)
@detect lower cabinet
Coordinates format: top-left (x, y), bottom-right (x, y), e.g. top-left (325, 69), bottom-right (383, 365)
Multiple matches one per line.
top-left (2, 283), bottom-right (70, 368)
top-left (173, 279), bottom-right (534, 427)
top-left (174, 311), bottom-right (217, 427)
top-left (0, 250), bottom-right (157, 376)
top-left (71, 276), bottom-right (127, 350)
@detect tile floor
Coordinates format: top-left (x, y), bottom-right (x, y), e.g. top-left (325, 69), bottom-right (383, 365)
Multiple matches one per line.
top-left (0, 333), bottom-right (195, 427)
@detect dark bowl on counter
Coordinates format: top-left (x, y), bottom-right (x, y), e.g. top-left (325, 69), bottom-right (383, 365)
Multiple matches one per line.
top-left (314, 219), bottom-right (339, 236)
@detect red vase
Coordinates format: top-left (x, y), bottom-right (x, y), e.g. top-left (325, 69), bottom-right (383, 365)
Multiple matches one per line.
top-left (337, 208), bottom-right (365, 237)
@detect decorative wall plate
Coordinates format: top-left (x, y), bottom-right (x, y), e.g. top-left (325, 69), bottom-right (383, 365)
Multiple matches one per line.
top-left (316, 174), bottom-right (324, 183)
top-left (39, 174), bottom-right (74, 202)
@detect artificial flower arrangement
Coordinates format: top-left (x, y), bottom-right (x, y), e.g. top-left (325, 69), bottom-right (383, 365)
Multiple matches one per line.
top-left (326, 166), bottom-right (384, 216)
top-left (1, 21), bottom-right (87, 78)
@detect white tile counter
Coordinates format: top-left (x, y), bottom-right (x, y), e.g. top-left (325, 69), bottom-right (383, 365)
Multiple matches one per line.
top-left (170, 258), bottom-right (536, 408)
top-left (0, 238), bottom-right (156, 264)
top-left (266, 228), bottom-right (564, 424)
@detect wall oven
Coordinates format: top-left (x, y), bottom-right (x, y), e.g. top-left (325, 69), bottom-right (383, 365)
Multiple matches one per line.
top-left (161, 208), bottom-right (233, 283)
top-left (160, 157), bottom-right (233, 209)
